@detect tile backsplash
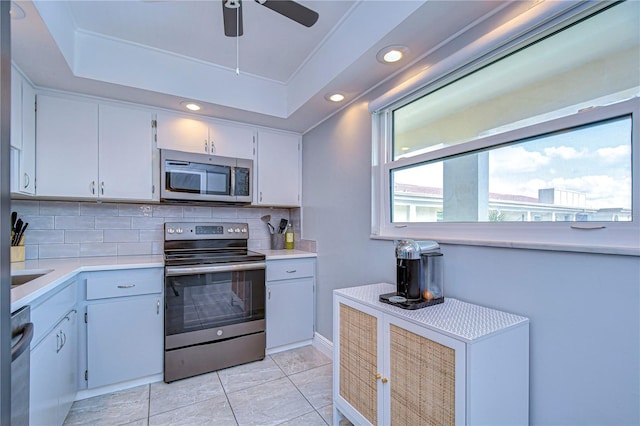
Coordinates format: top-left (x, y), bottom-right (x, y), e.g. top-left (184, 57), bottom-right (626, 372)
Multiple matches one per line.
top-left (11, 200), bottom-right (302, 260)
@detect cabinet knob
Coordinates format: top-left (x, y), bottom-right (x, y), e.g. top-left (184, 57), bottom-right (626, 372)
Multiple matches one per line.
top-left (382, 378), bottom-right (388, 384)
top-left (375, 374), bottom-right (382, 380)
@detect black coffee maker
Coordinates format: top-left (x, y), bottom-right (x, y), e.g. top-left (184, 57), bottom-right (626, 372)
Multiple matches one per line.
top-left (380, 239), bottom-right (444, 309)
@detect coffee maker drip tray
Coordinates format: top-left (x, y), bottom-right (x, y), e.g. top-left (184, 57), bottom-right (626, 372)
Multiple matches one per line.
top-left (379, 292), bottom-right (444, 310)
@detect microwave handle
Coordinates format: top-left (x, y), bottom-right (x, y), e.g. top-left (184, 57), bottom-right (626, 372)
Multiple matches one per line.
top-left (230, 166), bottom-right (236, 197)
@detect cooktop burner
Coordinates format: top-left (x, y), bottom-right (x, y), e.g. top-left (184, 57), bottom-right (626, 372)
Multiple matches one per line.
top-left (164, 222), bottom-right (265, 266)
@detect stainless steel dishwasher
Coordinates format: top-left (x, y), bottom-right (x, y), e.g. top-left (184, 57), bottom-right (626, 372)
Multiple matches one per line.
top-left (11, 305), bottom-right (34, 426)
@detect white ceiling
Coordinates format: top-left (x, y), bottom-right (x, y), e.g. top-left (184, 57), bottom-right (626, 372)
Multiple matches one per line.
top-left (10, 0), bottom-right (509, 133)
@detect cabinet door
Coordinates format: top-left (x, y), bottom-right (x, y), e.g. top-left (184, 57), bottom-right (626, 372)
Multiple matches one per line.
top-left (87, 295), bottom-right (163, 388)
top-left (57, 310), bottom-right (78, 425)
top-left (207, 122), bottom-right (254, 159)
top-left (11, 66), bottom-right (22, 149)
top-left (156, 112), bottom-right (209, 154)
top-left (98, 105), bottom-right (154, 200)
top-left (30, 328), bottom-right (61, 426)
top-left (334, 298), bottom-right (384, 426)
top-left (19, 80), bottom-right (36, 195)
top-left (383, 316), bottom-right (466, 426)
top-left (36, 96), bottom-right (99, 197)
top-left (255, 130), bottom-right (300, 206)
top-left (266, 278), bottom-right (313, 349)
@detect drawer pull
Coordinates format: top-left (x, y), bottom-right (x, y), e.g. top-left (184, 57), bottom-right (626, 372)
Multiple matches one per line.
top-left (286, 270), bottom-right (297, 273)
top-left (117, 284), bottom-right (136, 289)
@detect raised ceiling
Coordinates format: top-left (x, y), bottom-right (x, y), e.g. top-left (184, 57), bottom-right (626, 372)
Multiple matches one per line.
top-left (11, 0), bottom-right (508, 133)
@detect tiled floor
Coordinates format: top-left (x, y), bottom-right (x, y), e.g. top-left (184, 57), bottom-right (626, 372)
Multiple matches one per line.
top-left (63, 346), bottom-right (334, 426)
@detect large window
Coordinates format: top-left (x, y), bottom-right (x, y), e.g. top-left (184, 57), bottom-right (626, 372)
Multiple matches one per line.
top-left (372, 2), bottom-right (640, 254)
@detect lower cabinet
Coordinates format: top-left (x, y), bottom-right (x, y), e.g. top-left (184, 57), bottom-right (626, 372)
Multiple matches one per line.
top-left (83, 268), bottom-right (163, 389)
top-left (29, 280), bottom-right (78, 426)
top-left (265, 257), bottom-right (315, 350)
top-left (334, 284), bottom-right (530, 426)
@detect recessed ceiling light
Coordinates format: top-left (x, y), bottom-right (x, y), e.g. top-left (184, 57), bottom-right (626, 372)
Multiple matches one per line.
top-left (10, 2), bottom-right (25, 19)
top-left (376, 45), bottom-right (409, 64)
top-left (325, 93), bottom-right (345, 103)
top-left (180, 101), bottom-right (201, 111)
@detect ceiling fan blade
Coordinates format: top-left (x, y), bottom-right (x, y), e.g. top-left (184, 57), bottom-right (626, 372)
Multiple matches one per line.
top-left (222, 0), bottom-right (243, 37)
top-left (255, 0), bottom-right (319, 28)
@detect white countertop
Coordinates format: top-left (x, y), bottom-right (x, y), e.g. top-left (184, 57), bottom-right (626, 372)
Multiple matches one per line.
top-left (10, 250), bottom-right (316, 311)
top-left (335, 283), bottom-right (529, 343)
top-left (10, 255), bottom-right (164, 311)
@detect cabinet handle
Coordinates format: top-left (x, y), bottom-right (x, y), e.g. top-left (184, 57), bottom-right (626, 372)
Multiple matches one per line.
top-left (56, 332), bottom-right (62, 353)
top-left (117, 284), bottom-right (136, 289)
top-left (90, 181), bottom-right (95, 194)
top-left (375, 374), bottom-right (382, 380)
top-left (260, 191), bottom-right (263, 202)
top-left (210, 140), bottom-right (216, 154)
top-left (101, 181), bottom-right (104, 195)
top-left (23, 173), bottom-right (29, 189)
top-left (157, 299), bottom-right (160, 315)
top-left (268, 289), bottom-right (271, 300)
top-left (204, 140), bottom-right (208, 153)
top-left (286, 270), bottom-right (297, 274)
top-left (61, 330), bottom-right (66, 349)
top-left (382, 378), bottom-right (388, 384)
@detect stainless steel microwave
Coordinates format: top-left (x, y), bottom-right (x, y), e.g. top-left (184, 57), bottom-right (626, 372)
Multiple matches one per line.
top-left (160, 149), bottom-right (252, 204)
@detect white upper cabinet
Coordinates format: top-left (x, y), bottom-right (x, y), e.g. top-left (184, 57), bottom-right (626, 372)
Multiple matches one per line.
top-left (99, 105), bottom-right (154, 200)
top-left (36, 95), bottom-right (154, 200)
top-left (156, 112), bottom-right (254, 159)
top-left (10, 66), bottom-right (36, 195)
top-left (254, 129), bottom-right (301, 207)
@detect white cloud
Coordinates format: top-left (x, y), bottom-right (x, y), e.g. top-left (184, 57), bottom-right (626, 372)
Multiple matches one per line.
top-left (596, 144), bottom-right (630, 163)
top-left (543, 146), bottom-right (587, 160)
top-left (489, 146), bottom-right (549, 173)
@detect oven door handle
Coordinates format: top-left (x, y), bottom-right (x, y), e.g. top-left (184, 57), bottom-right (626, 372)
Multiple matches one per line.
top-left (165, 262), bottom-right (266, 276)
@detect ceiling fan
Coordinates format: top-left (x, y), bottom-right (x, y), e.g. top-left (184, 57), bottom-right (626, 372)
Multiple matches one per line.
top-left (222, 0), bottom-right (319, 37)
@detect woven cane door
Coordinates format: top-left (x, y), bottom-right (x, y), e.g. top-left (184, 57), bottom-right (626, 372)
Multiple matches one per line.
top-left (339, 303), bottom-right (379, 424)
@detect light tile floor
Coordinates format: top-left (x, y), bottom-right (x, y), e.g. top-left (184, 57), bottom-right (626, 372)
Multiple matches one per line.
top-left (63, 346), bottom-right (334, 426)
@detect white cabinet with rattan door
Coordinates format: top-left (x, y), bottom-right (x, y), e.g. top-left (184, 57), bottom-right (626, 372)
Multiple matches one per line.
top-left (333, 283), bottom-right (529, 426)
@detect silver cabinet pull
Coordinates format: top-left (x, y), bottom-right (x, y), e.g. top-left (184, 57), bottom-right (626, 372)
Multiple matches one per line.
top-left (260, 192), bottom-right (263, 202)
top-left (101, 181), bottom-right (104, 195)
top-left (210, 140), bottom-right (216, 154)
top-left (117, 284), bottom-right (136, 289)
top-left (204, 140), bottom-right (208, 153)
top-left (23, 173), bottom-right (29, 189)
top-left (56, 332), bottom-right (62, 353)
top-left (268, 289), bottom-right (271, 300)
top-left (90, 181), bottom-right (96, 194)
top-left (157, 299), bottom-right (160, 315)
top-left (286, 270), bottom-right (297, 273)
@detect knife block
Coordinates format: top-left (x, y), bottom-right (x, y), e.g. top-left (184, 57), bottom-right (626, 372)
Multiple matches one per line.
top-left (11, 245), bottom-right (25, 263)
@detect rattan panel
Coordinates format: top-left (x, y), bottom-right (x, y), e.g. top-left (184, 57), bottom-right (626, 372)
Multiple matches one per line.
top-left (389, 324), bottom-right (455, 426)
top-left (339, 303), bottom-right (378, 425)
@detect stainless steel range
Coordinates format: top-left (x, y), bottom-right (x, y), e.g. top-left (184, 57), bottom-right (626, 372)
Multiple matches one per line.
top-left (163, 222), bottom-right (266, 383)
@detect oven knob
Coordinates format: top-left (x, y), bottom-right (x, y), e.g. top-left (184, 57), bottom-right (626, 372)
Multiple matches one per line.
top-left (235, 227), bottom-right (241, 233)
top-left (228, 228), bottom-right (234, 233)
top-left (176, 228), bottom-right (183, 234)
top-left (167, 228), bottom-right (175, 234)
top-left (217, 330), bottom-right (223, 336)
top-left (241, 227), bottom-right (247, 233)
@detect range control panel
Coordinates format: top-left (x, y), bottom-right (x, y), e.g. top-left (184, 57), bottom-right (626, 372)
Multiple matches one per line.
top-left (164, 222), bottom-right (249, 240)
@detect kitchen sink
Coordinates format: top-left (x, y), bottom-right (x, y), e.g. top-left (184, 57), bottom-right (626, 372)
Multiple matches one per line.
top-left (11, 269), bottom-right (54, 288)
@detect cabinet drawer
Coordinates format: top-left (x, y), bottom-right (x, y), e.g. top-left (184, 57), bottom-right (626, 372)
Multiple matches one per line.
top-left (86, 268), bottom-right (163, 300)
top-left (266, 258), bottom-right (315, 281)
top-left (31, 279), bottom-right (77, 347)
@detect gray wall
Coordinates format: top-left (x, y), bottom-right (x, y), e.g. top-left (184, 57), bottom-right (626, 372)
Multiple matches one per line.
top-left (301, 94), bottom-right (640, 425)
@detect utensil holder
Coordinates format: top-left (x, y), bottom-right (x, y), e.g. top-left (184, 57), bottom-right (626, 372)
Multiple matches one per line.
top-left (270, 233), bottom-right (285, 250)
top-left (11, 246), bottom-right (25, 263)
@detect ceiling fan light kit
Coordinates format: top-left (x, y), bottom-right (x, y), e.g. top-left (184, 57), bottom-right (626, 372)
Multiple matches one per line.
top-left (222, 0), bottom-right (319, 37)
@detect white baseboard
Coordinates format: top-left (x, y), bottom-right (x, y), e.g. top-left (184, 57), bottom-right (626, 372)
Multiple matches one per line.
top-left (312, 331), bottom-right (333, 360)
top-left (75, 373), bottom-right (163, 401)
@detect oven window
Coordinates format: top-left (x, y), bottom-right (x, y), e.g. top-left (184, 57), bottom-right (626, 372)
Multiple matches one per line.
top-left (165, 268), bottom-right (265, 336)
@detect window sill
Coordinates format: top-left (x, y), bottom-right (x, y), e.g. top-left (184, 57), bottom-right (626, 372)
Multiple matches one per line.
top-left (370, 234), bottom-right (639, 257)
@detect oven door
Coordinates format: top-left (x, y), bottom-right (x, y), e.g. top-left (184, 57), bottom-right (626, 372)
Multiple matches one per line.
top-left (164, 262), bottom-right (265, 350)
